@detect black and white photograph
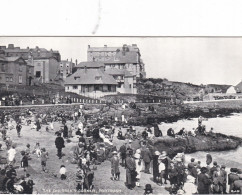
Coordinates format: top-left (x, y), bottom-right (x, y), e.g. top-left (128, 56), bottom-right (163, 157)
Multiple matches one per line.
top-left (0, 37), bottom-right (241, 194)
top-left (1, 0), bottom-right (242, 194)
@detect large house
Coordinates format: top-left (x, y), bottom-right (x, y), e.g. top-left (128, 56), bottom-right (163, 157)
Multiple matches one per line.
top-left (0, 51), bottom-right (34, 85)
top-left (74, 61), bottom-right (137, 94)
top-left (65, 68), bottom-right (117, 98)
top-left (87, 44), bottom-right (146, 78)
top-left (0, 44), bottom-right (61, 84)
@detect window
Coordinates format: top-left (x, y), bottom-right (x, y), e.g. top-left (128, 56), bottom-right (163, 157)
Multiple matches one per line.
top-left (60, 63), bottom-right (63, 68)
top-left (36, 71), bottom-right (41, 78)
top-left (19, 75), bottom-right (23, 84)
top-left (10, 77), bottom-right (13, 82)
top-left (129, 84), bottom-right (132, 88)
top-left (73, 85), bottom-right (78, 89)
top-left (19, 65), bottom-right (23, 72)
top-left (118, 83), bottom-right (122, 88)
top-left (6, 77), bottom-right (9, 82)
top-left (95, 76), bottom-right (102, 80)
top-left (1, 64), bottom-right (5, 72)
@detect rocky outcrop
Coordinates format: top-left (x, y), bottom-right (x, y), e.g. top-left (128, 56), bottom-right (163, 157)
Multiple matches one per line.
top-left (151, 133), bottom-right (242, 158)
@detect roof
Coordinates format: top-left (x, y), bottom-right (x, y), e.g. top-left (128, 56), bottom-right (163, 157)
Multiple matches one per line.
top-left (76, 61), bottom-right (105, 68)
top-left (65, 69), bottom-right (117, 85)
top-left (88, 47), bottom-right (120, 52)
top-left (105, 68), bottom-right (133, 77)
top-left (4, 56), bottom-right (21, 62)
top-left (235, 81), bottom-right (242, 92)
top-left (104, 51), bottom-right (138, 64)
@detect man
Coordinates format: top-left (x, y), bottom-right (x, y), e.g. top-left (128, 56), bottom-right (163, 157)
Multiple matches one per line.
top-left (55, 133), bottom-right (65, 159)
top-left (125, 150), bottom-right (136, 190)
top-left (8, 145), bottom-right (16, 166)
top-left (154, 124), bottom-right (162, 137)
top-left (142, 128), bottom-right (148, 140)
top-left (141, 146), bottom-right (152, 174)
top-left (220, 165), bottom-right (227, 194)
top-left (209, 161), bottom-right (218, 178)
top-left (197, 167), bottom-right (212, 194)
top-left (119, 143), bottom-right (127, 166)
top-left (228, 168), bottom-right (239, 193)
top-left (16, 122), bottom-right (22, 137)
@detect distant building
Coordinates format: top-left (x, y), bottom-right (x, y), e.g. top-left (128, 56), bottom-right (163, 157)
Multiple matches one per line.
top-left (57, 59), bottom-right (75, 83)
top-left (87, 44), bottom-right (146, 79)
top-left (76, 61), bottom-right (105, 71)
top-left (0, 44), bottom-right (61, 84)
top-left (65, 69), bottom-right (117, 98)
top-left (226, 86), bottom-right (237, 94)
top-left (0, 51), bottom-right (34, 85)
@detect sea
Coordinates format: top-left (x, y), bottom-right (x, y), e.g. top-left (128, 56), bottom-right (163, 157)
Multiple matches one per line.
top-left (158, 113), bottom-right (242, 169)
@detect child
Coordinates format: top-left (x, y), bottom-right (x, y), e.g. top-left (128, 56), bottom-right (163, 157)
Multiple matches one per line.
top-left (40, 148), bottom-right (48, 172)
top-left (25, 144), bottom-right (31, 160)
top-left (33, 143), bottom-right (41, 158)
top-left (59, 165), bottom-right (67, 180)
top-left (21, 151), bottom-right (28, 172)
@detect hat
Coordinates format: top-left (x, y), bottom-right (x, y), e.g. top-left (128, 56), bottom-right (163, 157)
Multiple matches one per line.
top-left (144, 184), bottom-right (153, 192)
top-left (134, 153), bottom-right (140, 159)
top-left (154, 151), bottom-right (161, 156)
top-left (136, 149), bottom-right (141, 154)
top-left (213, 161), bottom-right (217, 166)
top-left (60, 165), bottom-right (65, 168)
top-left (129, 140), bottom-right (132, 143)
top-left (201, 167), bottom-right (208, 173)
top-left (221, 165), bottom-right (226, 169)
top-left (158, 154), bottom-right (166, 160)
top-left (176, 158), bottom-right (182, 162)
top-left (112, 151), bottom-right (118, 155)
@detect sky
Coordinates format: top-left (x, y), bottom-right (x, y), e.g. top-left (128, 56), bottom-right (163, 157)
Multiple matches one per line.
top-left (0, 37), bottom-right (241, 86)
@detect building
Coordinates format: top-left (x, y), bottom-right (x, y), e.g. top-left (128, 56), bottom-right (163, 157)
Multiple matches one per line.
top-left (76, 61), bottom-right (105, 71)
top-left (56, 59), bottom-right (75, 83)
top-left (0, 51), bottom-right (34, 85)
top-left (0, 44), bottom-right (61, 84)
top-left (87, 44), bottom-right (146, 78)
top-left (65, 69), bottom-right (117, 98)
top-left (105, 68), bottom-right (136, 94)
top-left (235, 80), bottom-right (242, 93)
top-left (226, 86), bottom-right (237, 94)
top-left (75, 61), bottom-right (137, 94)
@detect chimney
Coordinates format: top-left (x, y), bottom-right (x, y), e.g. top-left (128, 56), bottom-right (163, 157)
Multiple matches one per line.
top-left (8, 44), bottom-right (14, 49)
top-left (27, 46), bottom-right (29, 49)
top-left (75, 59), bottom-right (78, 66)
top-left (104, 45), bottom-right (107, 47)
top-left (67, 58), bottom-right (68, 62)
top-left (88, 45), bottom-right (90, 49)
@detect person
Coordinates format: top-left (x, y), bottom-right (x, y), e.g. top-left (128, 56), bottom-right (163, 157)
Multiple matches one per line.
top-left (0, 169), bottom-right (6, 192)
top-left (206, 153), bottom-right (212, 167)
top-left (167, 128), bottom-right (175, 137)
top-left (36, 119), bottom-right (41, 131)
top-left (228, 168), bottom-right (239, 193)
top-left (168, 162), bottom-right (178, 189)
top-left (219, 165), bottom-right (227, 194)
top-left (134, 152), bottom-right (142, 187)
top-left (76, 167), bottom-right (85, 191)
top-left (63, 123), bottom-right (68, 139)
top-left (49, 120), bottom-right (54, 131)
top-left (177, 128), bottom-right (185, 136)
top-left (78, 121), bottom-right (84, 134)
top-left (33, 142), bottom-right (41, 158)
top-left (141, 146), bottom-right (152, 174)
top-left (55, 133), bottom-right (65, 159)
top-left (154, 124), bottom-right (162, 137)
top-left (142, 128), bottom-right (148, 140)
top-left (183, 175), bottom-right (197, 195)
top-left (119, 143), bottom-right (127, 167)
top-left (5, 137), bottom-right (12, 150)
top-left (111, 151), bottom-right (120, 181)
top-left (40, 148), bottom-right (48, 172)
top-left (157, 154), bottom-right (166, 186)
top-left (152, 151), bottom-right (160, 183)
top-left (16, 122), bottom-right (22, 137)
top-left (7, 145), bottom-right (16, 166)
top-left (21, 151), bottom-right (28, 172)
top-left (125, 150), bottom-right (136, 190)
top-left (197, 167), bottom-right (212, 194)
top-left (59, 165), bottom-right (67, 180)
top-left (144, 184), bottom-right (153, 195)
top-left (209, 161), bottom-right (218, 178)
top-left (69, 123), bottom-right (74, 138)
top-left (175, 158), bottom-right (186, 187)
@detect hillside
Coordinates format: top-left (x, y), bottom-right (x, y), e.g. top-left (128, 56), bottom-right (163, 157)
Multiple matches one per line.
top-left (137, 78), bottom-right (204, 100)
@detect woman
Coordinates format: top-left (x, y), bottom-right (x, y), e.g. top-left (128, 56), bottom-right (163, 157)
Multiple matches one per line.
top-left (134, 152), bottom-right (142, 187)
top-left (111, 151), bottom-right (120, 180)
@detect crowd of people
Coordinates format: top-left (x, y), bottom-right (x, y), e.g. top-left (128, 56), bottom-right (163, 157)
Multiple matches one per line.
top-left (0, 104), bottom-right (241, 194)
